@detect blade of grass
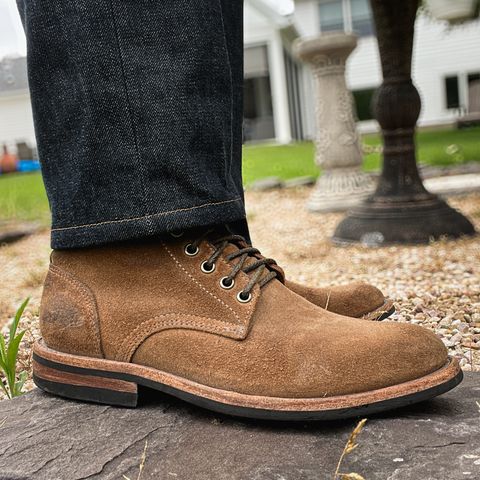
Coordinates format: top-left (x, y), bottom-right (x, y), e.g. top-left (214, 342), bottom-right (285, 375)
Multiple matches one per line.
top-left (136, 441), bottom-right (148, 480)
top-left (10, 297), bottom-right (29, 340)
top-left (0, 342), bottom-right (10, 398)
top-left (6, 330), bottom-right (26, 394)
top-left (333, 419), bottom-right (367, 480)
top-left (0, 335), bottom-right (6, 364)
top-left (0, 298), bottom-right (30, 398)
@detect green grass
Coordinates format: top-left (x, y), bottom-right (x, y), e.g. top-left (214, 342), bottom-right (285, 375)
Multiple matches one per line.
top-left (0, 172), bottom-right (49, 225)
top-left (243, 141), bottom-right (318, 185)
top-left (243, 126), bottom-right (480, 185)
top-left (0, 126), bottom-right (478, 224)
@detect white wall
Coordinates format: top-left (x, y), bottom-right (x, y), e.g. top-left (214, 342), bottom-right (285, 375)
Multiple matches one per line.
top-left (0, 92), bottom-right (36, 150)
top-left (413, 15), bottom-right (480, 126)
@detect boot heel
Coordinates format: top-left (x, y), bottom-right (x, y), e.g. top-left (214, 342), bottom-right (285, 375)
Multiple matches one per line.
top-left (33, 354), bottom-right (138, 407)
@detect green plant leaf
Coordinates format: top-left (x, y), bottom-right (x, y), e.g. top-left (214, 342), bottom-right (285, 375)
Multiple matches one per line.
top-left (0, 335), bottom-right (7, 369)
top-left (13, 370), bottom-right (28, 397)
top-left (6, 330), bottom-right (25, 373)
top-left (10, 297), bottom-right (29, 340)
top-left (0, 334), bottom-right (6, 361)
top-left (0, 299), bottom-right (30, 399)
top-left (0, 354), bottom-right (7, 375)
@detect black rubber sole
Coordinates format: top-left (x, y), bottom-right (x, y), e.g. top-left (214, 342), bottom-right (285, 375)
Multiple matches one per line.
top-left (33, 353), bottom-right (464, 421)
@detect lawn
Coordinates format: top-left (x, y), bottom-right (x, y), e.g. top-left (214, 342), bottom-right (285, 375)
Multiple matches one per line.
top-left (0, 126), bottom-right (479, 224)
top-left (243, 126), bottom-right (480, 185)
top-left (0, 172), bottom-right (50, 225)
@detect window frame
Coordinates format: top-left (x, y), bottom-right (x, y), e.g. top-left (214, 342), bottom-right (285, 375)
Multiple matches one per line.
top-left (318, 0), bottom-right (374, 38)
top-left (466, 71), bottom-right (480, 113)
top-left (318, 0), bottom-right (347, 34)
top-left (349, 0), bottom-right (375, 37)
top-left (444, 74), bottom-right (461, 110)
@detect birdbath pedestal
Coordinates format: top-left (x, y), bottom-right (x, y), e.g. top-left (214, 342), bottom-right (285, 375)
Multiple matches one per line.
top-left (294, 33), bottom-right (374, 213)
top-left (333, 0), bottom-right (475, 245)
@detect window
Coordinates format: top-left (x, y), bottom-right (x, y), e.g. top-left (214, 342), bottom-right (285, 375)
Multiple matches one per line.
top-left (468, 73), bottom-right (480, 84)
top-left (467, 72), bottom-right (480, 113)
top-left (351, 0), bottom-right (374, 36)
top-left (319, 0), bottom-right (344, 33)
top-left (353, 88), bottom-right (375, 121)
top-left (319, 0), bottom-right (374, 37)
top-left (243, 45), bottom-right (275, 141)
top-left (445, 76), bottom-right (460, 109)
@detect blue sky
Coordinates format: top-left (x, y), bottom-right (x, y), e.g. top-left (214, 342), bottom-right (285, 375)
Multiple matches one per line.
top-left (0, 0), bottom-right (295, 59)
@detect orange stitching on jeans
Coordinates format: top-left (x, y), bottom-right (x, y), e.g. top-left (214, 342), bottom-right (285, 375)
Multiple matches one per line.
top-left (51, 197), bottom-right (242, 232)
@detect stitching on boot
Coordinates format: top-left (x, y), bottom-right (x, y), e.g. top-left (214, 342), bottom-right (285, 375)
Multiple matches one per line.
top-left (162, 243), bottom-right (249, 324)
top-left (116, 314), bottom-right (247, 362)
top-left (48, 265), bottom-right (103, 357)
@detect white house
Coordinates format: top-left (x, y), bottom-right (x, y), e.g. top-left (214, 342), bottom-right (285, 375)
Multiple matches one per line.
top-left (1, 0), bottom-right (479, 149)
top-left (244, 0), bottom-right (480, 143)
top-left (0, 56), bottom-right (36, 153)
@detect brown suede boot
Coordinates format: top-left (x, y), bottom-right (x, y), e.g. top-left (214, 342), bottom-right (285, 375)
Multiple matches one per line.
top-left (236, 240), bottom-right (394, 321)
top-left (33, 233), bottom-right (461, 420)
top-left (286, 280), bottom-right (395, 321)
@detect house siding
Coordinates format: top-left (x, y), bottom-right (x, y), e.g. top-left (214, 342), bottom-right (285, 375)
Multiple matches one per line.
top-left (0, 92), bottom-right (36, 149)
top-left (412, 15), bottom-right (480, 126)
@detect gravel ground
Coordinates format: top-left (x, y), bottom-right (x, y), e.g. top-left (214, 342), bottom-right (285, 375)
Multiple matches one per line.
top-left (1, 190), bottom-right (479, 400)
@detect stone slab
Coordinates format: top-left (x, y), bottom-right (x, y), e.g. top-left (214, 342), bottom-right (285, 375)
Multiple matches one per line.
top-left (0, 373), bottom-right (479, 480)
top-left (249, 176), bottom-right (285, 191)
top-left (284, 176), bottom-right (316, 188)
top-left (425, 173), bottom-right (480, 197)
top-left (0, 222), bottom-right (39, 245)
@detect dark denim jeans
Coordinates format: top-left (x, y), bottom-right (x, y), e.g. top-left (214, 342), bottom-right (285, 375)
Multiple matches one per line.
top-left (17, 0), bottom-right (248, 248)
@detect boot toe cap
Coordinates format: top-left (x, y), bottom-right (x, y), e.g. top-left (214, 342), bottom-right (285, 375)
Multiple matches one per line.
top-left (312, 320), bottom-right (449, 397)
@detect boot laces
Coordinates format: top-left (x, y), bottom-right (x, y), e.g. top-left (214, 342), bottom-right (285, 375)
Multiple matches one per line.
top-left (187, 231), bottom-right (277, 301)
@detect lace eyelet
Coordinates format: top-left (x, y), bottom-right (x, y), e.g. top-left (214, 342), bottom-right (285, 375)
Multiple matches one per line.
top-left (220, 277), bottom-right (235, 290)
top-left (170, 231), bottom-right (184, 238)
top-left (184, 244), bottom-right (199, 256)
top-left (201, 261), bottom-right (216, 273)
top-left (237, 291), bottom-right (252, 303)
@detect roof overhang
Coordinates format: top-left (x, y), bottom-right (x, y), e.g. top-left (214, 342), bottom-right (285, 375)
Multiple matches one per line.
top-left (246, 0), bottom-right (300, 46)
